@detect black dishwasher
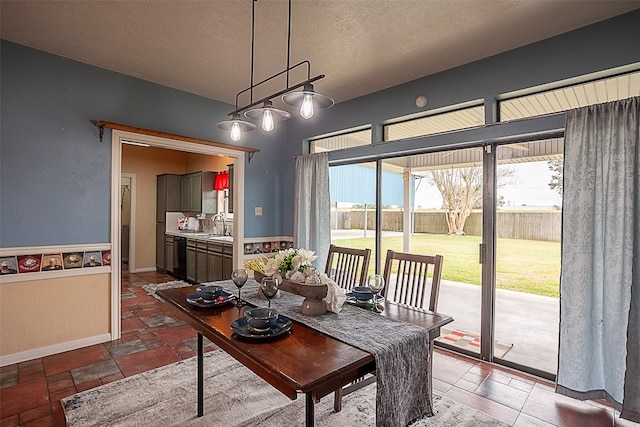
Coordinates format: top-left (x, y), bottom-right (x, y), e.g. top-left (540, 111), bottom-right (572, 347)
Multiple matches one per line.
top-left (173, 236), bottom-right (187, 280)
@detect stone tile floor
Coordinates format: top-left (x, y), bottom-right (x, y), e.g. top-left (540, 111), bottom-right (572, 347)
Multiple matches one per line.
top-left (0, 269), bottom-right (636, 426)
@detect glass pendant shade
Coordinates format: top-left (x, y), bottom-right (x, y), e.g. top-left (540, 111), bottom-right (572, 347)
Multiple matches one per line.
top-left (217, 113), bottom-right (256, 142)
top-left (282, 83), bottom-right (334, 119)
top-left (244, 100), bottom-right (290, 132)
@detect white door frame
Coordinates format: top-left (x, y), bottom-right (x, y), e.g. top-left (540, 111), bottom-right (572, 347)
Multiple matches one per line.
top-left (120, 173), bottom-right (136, 273)
top-left (110, 130), bottom-right (246, 340)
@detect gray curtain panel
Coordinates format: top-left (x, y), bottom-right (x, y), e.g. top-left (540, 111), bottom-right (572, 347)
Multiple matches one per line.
top-left (293, 152), bottom-right (331, 269)
top-left (556, 97), bottom-right (639, 423)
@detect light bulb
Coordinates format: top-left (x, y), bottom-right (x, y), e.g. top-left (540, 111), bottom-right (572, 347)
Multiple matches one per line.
top-left (230, 121), bottom-right (242, 141)
top-left (300, 94), bottom-right (314, 119)
top-left (262, 109), bottom-right (275, 132)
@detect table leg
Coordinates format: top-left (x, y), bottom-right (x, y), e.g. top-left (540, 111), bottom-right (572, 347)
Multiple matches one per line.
top-left (198, 333), bottom-right (204, 417)
top-left (305, 393), bottom-right (315, 427)
top-left (427, 340), bottom-right (435, 416)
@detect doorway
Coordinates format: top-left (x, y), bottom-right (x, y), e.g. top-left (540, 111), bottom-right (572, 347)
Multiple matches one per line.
top-left (109, 130), bottom-right (247, 340)
top-left (120, 173), bottom-right (136, 273)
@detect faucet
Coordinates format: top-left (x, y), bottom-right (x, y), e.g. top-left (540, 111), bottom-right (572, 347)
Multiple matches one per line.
top-left (212, 212), bottom-right (227, 236)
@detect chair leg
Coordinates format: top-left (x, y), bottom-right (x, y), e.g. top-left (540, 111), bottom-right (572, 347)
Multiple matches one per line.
top-left (333, 387), bottom-right (343, 412)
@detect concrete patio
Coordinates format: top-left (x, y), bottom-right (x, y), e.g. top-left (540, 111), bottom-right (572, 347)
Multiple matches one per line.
top-left (438, 279), bottom-right (559, 375)
top-left (331, 229), bottom-right (559, 376)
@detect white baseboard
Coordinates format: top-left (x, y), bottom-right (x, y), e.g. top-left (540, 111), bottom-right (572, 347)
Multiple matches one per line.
top-left (0, 333), bottom-right (112, 367)
top-left (132, 267), bottom-right (157, 273)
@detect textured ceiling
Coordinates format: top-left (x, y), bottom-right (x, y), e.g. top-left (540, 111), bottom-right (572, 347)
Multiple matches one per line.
top-left (2, 0), bottom-right (639, 112)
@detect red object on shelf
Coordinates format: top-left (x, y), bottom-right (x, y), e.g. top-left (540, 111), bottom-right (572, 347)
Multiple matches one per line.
top-left (214, 171), bottom-right (229, 190)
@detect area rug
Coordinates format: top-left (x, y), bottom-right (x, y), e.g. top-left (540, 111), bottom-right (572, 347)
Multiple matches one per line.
top-left (141, 280), bottom-right (191, 301)
top-left (437, 328), bottom-right (513, 358)
top-left (62, 349), bottom-right (508, 427)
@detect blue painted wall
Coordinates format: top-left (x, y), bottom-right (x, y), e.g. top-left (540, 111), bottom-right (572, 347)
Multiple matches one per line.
top-left (2, 10), bottom-right (640, 247)
top-left (0, 40), bottom-right (287, 247)
top-left (282, 10), bottom-right (640, 233)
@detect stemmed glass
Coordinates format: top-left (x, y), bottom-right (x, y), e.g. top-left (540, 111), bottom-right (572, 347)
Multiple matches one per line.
top-left (231, 269), bottom-right (249, 307)
top-left (368, 274), bottom-right (385, 313)
top-left (260, 276), bottom-right (279, 308)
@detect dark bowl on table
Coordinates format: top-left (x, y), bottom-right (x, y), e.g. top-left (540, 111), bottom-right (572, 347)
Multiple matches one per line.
top-left (197, 285), bottom-right (223, 300)
top-left (351, 286), bottom-right (374, 301)
top-left (245, 307), bottom-right (279, 329)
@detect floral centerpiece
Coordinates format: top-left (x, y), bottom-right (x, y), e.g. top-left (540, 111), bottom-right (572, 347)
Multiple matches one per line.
top-left (244, 248), bottom-right (318, 282)
top-left (243, 248), bottom-right (345, 316)
top-left (265, 248), bottom-right (317, 282)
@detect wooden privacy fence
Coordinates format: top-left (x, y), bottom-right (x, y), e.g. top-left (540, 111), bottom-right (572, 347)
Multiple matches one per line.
top-left (331, 210), bottom-right (561, 242)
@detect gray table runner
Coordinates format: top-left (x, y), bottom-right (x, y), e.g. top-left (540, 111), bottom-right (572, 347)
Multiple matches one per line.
top-left (216, 279), bottom-right (432, 427)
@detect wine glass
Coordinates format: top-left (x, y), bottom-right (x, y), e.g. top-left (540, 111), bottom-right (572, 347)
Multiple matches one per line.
top-left (260, 276), bottom-right (279, 308)
top-left (368, 274), bottom-right (385, 313)
top-left (231, 269), bottom-right (249, 307)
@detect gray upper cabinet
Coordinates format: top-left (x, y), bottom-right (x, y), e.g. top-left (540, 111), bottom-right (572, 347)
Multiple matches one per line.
top-left (227, 164), bottom-right (234, 214)
top-left (181, 172), bottom-right (217, 213)
top-left (156, 174), bottom-right (182, 222)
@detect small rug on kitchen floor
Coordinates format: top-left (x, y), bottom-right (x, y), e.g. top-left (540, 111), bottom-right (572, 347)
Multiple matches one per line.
top-left (437, 328), bottom-right (513, 358)
top-left (141, 280), bottom-right (191, 301)
top-left (62, 349), bottom-right (507, 427)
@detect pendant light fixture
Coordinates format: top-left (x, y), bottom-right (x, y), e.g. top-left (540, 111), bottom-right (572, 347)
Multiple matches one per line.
top-left (217, 0), bottom-right (333, 141)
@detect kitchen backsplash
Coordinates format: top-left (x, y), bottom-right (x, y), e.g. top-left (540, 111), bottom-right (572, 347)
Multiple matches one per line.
top-left (165, 212), bottom-right (233, 235)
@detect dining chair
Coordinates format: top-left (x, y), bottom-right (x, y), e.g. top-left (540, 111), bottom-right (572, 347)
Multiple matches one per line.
top-left (382, 249), bottom-right (443, 312)
top-left (324, 244), bottom-right (371, 291)
top-left (333, 248), bottom-right (444, 412)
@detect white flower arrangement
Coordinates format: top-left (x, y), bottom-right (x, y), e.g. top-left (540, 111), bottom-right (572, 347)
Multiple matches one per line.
top-left (263, 248), bottom-right (318, 278)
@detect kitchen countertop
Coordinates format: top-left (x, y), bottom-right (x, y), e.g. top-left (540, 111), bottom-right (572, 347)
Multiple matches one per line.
top-left (165, 231), bottom-right (233, 243)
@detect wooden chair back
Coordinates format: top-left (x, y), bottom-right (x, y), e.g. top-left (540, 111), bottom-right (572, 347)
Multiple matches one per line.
top-left (382, 249), bottom-right (443, 312)
top-left (324, 244), bottom-right (372, 291)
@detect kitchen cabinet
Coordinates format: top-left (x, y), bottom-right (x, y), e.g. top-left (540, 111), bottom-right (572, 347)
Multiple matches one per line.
top-left (227, 163), bottom-right (234, 214)
top-left (196, 241), bottom-right (208, 283)
top-left (156, 174), bottom-right (181, 272)
top-left (157, 174), bottom-right (181, 222)
top-left (155, 223), bottom-right (166, 271)
top-left (186, 238), bottom-right (197, 282)
top-left (165, 236), bottom-right (174, 273)
top-left (205, 241), bottom-right (233, 281)
top-left (222, 243), bottom-right (233, 279)
top-left (206, 242), bottom-right (224, 281)
top-left (181, 172), bottom-right (216, 213)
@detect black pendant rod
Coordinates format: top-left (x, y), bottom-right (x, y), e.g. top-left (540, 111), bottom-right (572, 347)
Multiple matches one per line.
top-left (249, 0), bottom-right (256, 104)
top-left (286, 0), bottom-right (291, 88)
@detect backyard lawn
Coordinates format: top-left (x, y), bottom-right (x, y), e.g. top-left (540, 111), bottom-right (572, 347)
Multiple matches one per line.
top-left (332, 233), bottom-right (560, 298)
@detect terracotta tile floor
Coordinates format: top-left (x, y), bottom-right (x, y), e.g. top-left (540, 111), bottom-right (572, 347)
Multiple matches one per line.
top-left (0, 269), bottom-right (635, 426)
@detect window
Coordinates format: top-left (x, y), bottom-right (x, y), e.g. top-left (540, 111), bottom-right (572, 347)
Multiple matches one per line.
top-left (310, 128), bottom-right (371, 153)
top-left (500, 70), bottom-right (640, 121)
top-left (384, 105), bottom-right (484, 141)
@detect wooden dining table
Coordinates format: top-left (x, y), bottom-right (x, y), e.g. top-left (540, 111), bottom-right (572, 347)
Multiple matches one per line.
top-left (156, 283), bottom-right (453, 427)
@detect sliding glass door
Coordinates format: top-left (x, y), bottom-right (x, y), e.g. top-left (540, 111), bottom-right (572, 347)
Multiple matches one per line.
top-left (376, 148), bottom-right (484, 357)
top-left (329, 162), bottom-right (379, 276)
top-left (328, 140), bottom-right (562, 377)
top-left (493, 140), bottom-right (562, 375)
